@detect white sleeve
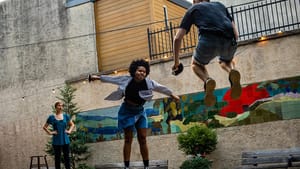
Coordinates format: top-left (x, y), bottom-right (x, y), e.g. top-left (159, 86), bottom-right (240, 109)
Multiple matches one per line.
top-left (99, 75), bottom-right (129, 85)
top-left (150, 79), bottom-right (173, 96)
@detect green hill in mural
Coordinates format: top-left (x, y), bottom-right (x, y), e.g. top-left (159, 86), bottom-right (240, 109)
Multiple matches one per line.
top-left (255, 99), bottom-right (300, 120)
top-left (229, 95), bottom-right (300, 126)
top-left (230, 108), bottom-right (281, 126)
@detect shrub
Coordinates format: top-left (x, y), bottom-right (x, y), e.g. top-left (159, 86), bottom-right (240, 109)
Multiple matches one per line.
top-left (177, 125), bottom-right (217, 156)
top-left (180, 157), bottom-right (212, 169)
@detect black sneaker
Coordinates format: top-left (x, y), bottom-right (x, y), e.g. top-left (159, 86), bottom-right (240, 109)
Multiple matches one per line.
top-left (88, 74), bottom-right (92, 83)
top-left (229, 69), bottom-right (242, 99)
top-left (204, 78), bottom-right (216, 107)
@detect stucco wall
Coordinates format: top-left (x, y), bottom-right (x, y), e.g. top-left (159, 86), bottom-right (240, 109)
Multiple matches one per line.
top-left (86, 119), bottom-right (300, 169)
top-left (74, 34), bottom-right (300, 108)
top-left (0, 0), bottom-right (300, 168)
top-left (0, 0), bottom-right (97, 169)
top-left (73, 34), bottom-right (300, 169)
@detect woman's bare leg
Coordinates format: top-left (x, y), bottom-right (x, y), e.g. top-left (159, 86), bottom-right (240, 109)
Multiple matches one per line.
top-left (137, 128), bottom-right (149, 161)
top-left (123, 128), bottom-right (133, 162)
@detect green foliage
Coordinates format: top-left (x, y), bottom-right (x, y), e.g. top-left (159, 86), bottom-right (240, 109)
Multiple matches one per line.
top-left (180, 157), bottom-right (212, 169)
top-left (45, 84), bottom-right (93, 169)
top-left (177, 125), bottom-right (217, 156)
top-left (57, 84), bottom-right (80, 117)
top-left (45, 139), bottom-right (54, 156)
top-left (77, 164), bottom-right (95, 169)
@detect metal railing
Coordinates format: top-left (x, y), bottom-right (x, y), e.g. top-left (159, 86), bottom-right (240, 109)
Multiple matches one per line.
top-left (147, 22), bottom-right (198, 61)
top-left (147, 0), bottom-right (300, 61)
top-left (232, 0), bottom-right (300, 40)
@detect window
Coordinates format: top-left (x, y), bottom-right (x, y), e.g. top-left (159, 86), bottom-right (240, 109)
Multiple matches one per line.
top-left (65, 0), bottom-right (94, 8)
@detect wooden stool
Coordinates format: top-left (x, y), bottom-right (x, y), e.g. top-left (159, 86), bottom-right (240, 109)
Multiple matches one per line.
top-left (29, 155), bottom-right (49, 169)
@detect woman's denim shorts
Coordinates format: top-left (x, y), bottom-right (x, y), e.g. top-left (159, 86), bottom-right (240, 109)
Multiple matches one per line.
top-left (193, 33), bottom-right (237, 65)
top-left (118, 102), bottom-right (147, 130)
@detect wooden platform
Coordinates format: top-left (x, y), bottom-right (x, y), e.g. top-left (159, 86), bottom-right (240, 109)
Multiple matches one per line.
top-left (237, 147), bottom-right (300, 169)
top-left (95, 160), bottom-right (168, 169)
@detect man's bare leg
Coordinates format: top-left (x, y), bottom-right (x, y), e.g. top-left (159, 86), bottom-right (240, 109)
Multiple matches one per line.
top-left (219, 60), bottom-right (241, 99)
top-left (219, 60), bottom-right (235, 73)
top-left (191, 59), bottom-right (216, 106)
top-left (191, 59), bottom-right (209, 82)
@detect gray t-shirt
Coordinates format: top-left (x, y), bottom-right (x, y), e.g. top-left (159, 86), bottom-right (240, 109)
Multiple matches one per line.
top-left (180, 2), bottom-right (234, 38)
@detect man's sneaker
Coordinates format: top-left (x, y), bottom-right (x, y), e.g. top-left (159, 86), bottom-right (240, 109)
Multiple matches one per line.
top-left (204, 78), bottom-right (216, 107)
top-left (229, 69), bottom-right (242, 99)
top-left (88, 74), bottom-right (92, 83)
top-left (124, 167), bottom-right (129, 169)
top-left (144, 167), bottom-right (149, 169)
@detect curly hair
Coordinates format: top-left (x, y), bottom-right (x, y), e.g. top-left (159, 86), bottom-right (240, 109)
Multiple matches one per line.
top-left (128, 59), bottom-right (150, 77)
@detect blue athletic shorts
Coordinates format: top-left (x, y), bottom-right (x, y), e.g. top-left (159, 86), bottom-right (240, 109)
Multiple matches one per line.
top-left (118, 102), bottom-right (148, 130)
top-left (193, 33), bottom-right (237, 65)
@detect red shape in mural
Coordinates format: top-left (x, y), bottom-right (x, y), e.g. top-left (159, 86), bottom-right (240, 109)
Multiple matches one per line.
top-left (219, 84), bottom-right (269, 117)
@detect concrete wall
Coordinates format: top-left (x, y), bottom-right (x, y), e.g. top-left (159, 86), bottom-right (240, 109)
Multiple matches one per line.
top-left (73, 34), bottom-right (300, 169)
top-left (187, 0), bottom-right (258, 6)
top-left (218, 0), bottom-right (256, 6)
top-left (0, 0), bottom-right (300, 168)
top-left (74, 34), bottom-right (300, 107)
top-left (0, 0), bottom-right (97, 169)
top-left (86, 119), bottom-right (300, 169)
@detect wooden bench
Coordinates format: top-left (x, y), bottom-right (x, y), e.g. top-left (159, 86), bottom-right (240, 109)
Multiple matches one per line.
top-left (237, 147), bottom-right (300, 169)
top-left (95, 160), bottom-right (168, 169)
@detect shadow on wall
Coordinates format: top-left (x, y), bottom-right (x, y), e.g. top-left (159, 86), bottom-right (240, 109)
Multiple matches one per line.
top-left (77, 76), bottom-right (300, 142)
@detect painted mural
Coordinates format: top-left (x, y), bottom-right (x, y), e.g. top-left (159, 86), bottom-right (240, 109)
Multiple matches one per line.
top-left (77, 76), bottom-right (300, 142)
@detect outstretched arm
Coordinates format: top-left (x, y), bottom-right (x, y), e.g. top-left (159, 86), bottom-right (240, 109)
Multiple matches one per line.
top-left (151, 80), bottom-right (180, 102)
top-left (173, 28), bottom-right (186, 70)
top-left (89, 74), bottom-right (130, 86)
top-left (170, 94), bottom-right (180, 103)
top-left (232, 21), bottom-right (239, 40)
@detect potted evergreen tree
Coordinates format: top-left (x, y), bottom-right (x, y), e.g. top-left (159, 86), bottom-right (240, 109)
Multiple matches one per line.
top-left (177, 125), bottom-right (217, 169)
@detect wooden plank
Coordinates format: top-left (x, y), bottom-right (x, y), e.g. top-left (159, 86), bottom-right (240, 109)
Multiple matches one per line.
top-left (240, 162), bottom-right (300, 169)
top-left (238, 148), bottom-right (300, 169)
top-left (95, 160), bottom-right (168, 169)
top-left (240, 163), bottom-right (289, 169)
top-left (242, 148), bottom-right (300, 158)
top-left (242, 156), bottom-right (289, 165)
top-left (241, 155), bottom-right (300, 164)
